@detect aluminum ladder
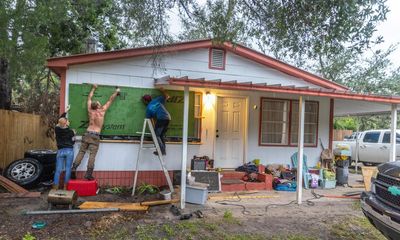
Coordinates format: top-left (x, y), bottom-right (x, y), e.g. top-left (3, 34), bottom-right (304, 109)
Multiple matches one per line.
top-left (132, 118), bottom-right (174, 196)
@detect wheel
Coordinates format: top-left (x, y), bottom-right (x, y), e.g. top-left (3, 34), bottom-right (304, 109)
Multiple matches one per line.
top-left (4, 158), bottom-right (43, 186)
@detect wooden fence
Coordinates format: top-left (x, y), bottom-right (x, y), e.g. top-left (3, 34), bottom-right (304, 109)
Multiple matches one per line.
top-left (0, 110), bottom-right (55, 170)
top-left (333, 129), bottom-right (353, 141)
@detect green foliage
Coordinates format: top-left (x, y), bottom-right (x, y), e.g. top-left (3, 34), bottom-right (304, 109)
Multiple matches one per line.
top-left (22, 233), bottom-right (36, 240)
top-left (334, 117), bottom-right (358, 131)
top-left (136, 183), bottom-right (159, 195)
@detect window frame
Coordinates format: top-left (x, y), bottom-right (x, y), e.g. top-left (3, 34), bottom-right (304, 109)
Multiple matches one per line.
top-left (258, 97), bottom-right (319, 147)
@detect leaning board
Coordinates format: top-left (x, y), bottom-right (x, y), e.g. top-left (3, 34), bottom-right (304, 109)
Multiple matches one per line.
top-left (68, 84), bottom-right (195, 137)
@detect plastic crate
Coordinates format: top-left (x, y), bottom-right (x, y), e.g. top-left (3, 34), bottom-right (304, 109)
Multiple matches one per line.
top-left (185, 185), bottom-right (208, 205)
top-left (322, 179), bottom-right (336, 189)
top-left (67, 179), bottom-right (98, 196)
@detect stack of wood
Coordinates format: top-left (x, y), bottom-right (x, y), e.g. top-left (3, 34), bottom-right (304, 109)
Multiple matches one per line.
top-left (0, 175), bottom-right (40, 198)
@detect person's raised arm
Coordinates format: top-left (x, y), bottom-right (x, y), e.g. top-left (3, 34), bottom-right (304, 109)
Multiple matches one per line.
top-left (87, 84), bottom-right (97, 110)
top-left (158, 87), bottom-right (170, 100)
top-left (103, 87), bottom-right (120, 111)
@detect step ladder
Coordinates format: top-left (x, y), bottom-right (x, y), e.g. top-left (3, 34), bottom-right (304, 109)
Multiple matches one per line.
top-left (132, 118), bottom-right (174, 196)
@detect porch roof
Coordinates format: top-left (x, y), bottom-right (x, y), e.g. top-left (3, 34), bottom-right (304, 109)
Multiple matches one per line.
top-left (161, 76), bottom-right (400, 116)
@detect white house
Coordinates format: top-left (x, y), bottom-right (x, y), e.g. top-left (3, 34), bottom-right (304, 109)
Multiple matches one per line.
top-left (48, 39), bottom-right (399, 206)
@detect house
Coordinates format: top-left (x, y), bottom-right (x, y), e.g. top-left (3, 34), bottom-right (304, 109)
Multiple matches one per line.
top-left (47, 39), bottom-right (399, 206)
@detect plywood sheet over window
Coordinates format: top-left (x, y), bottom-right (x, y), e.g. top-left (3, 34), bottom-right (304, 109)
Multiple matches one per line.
top-left (259, 98), bottom-right (319, 147)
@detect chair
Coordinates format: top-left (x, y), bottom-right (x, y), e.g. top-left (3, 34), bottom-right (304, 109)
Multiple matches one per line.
top-left (291, 152), bottom-right (311, 189)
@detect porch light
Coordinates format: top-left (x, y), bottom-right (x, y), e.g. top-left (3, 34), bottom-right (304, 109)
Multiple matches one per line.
top-left (204, 91), bottom-right (215, 110)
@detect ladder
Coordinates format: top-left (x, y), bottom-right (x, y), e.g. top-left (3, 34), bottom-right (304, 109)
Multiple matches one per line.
top-left (132, 118), bottom-right (174, 196)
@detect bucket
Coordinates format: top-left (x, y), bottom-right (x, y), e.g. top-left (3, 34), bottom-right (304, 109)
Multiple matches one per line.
top-left (361, 166), bottom-right (378, 191)
top-left (160, 190), bottom-right (171, 200)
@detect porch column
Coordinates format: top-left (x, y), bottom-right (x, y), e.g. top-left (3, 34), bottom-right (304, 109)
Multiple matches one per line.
top-left (296, 96), bottom-right (305, 204)
top-left (390, 104), bottom-right (397, 162)
top-left (180, 86), bottom-right (189, 209)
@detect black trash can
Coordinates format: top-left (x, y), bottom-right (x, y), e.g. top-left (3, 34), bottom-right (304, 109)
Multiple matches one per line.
top-left (336, 166), bottom-right (349, 185)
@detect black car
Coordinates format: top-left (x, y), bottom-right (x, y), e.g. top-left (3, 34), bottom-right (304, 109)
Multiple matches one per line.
top-left (361, 161), bottom-right (400, 240)
top-left (3, 149), bottom-right (56, 187)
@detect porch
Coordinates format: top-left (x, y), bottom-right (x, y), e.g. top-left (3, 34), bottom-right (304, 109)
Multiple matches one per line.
top-left (162, 76), bottom-right (400, 208)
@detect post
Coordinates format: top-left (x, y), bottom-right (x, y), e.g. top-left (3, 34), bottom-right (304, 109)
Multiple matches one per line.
top-left (180, 86), bottom-right (189, 209)
top-left (355, 121), bottom-right (360, 174)
top-left (296, 96), bottom-right (305, 204)
top-left (390, 104), bottom-right (397, 162)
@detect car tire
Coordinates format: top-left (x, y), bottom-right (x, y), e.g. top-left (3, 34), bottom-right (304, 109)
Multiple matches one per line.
top-left (4, 158), bottom-right (43, 187)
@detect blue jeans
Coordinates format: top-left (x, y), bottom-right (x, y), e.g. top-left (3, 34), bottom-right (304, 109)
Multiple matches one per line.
top-left (54, 148), bottom-right (74, 185)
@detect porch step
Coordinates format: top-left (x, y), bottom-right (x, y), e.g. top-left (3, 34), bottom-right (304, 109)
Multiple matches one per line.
top-left (221, 179), bottom-right (243, 185)
top-left (221, 171), bottom-right (246, 180)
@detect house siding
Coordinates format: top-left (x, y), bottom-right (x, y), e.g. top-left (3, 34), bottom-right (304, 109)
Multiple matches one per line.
top-left (65, 48), bottom-right (330, 172)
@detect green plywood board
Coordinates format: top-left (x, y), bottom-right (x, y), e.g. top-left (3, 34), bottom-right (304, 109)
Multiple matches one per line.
top-left (68, 84), bottom-right (195, 137)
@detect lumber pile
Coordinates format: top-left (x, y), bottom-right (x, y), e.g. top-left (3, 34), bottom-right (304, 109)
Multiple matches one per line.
top-left (0, 175), bottom-right (41, 198)
top-left (0, 175), bottom-right (28, 193)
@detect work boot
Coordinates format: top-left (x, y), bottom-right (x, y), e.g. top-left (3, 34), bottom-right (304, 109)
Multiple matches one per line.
top-left (70, 163), bottom-right (79, 179)
top-left (84, 168), bottom-right (95, 181)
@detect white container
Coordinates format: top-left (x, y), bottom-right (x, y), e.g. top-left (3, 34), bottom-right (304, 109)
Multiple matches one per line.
top-left (160, 190), bottom-right (171, 200)
top-left (185, 185), bottom-right (208, 205)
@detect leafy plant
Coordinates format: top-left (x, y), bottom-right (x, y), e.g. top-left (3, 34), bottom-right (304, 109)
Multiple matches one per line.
top-left (22, 233), bottom-right (36, 240)
top-left (136, 183), bottom-right (159, 195)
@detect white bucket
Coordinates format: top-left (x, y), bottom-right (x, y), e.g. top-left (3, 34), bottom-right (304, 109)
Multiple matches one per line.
top-left (160, 190), bottom-right (171, 200)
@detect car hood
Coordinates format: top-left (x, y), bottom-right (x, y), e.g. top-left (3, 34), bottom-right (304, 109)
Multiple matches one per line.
top-left (378, 161), bottom-right (400, 178)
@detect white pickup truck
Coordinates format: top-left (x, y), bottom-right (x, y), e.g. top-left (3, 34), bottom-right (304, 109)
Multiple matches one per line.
top-left (333, 130), bottom-right (400, 165)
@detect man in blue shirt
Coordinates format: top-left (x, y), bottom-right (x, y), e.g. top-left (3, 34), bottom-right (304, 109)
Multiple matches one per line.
top-left (142, 87), bottom-right (171, 155)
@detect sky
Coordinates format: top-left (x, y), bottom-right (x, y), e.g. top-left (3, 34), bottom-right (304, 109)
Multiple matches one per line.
top-left (374, 0), bottom-right (400, 65)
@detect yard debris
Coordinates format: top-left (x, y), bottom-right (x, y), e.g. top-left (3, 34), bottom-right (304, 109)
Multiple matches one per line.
top-left (25, 208), bottom-right (119, 215)
top-left (0, 192), bottom-right (41, 198)
top-left (140, 199), bottom-right (179, 206)
top-left (0, 175), bottom-right (29, 193)
top-left (79, 201), bottom-right (149, 211)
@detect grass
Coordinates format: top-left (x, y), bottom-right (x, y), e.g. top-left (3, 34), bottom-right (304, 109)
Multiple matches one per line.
top-left (330, 217), bottom-right (385, 240)
top-left (223, 210), bottom-right (240, 224)
top-left (351, 200), bottom-right (362, 210)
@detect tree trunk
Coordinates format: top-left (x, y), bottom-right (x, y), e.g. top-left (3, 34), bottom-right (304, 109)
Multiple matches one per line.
top-left (0, 58), bottom-right (11, 110)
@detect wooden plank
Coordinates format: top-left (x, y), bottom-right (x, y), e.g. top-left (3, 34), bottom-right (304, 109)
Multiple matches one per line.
top-left (0, 192), bottom-right (41, 198)
top-left (79, 201), bottom-right (149, 211)
top-left (140, 199), bottom-right (179, 206)
top-left (0, 175), bottom-right (28, 193)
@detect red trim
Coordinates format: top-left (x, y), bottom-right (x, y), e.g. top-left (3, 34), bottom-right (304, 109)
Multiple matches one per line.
top-left (168, 78), bottom-right (400, 104)
top-left (47, 39), bottom-right (347, 90)
top-left (329, 98), bottom-right (334, 150)
top-left (208, 48), bottom-right (226, 70)
top-left (258, 98), bottom-right (319, 148)
top-left (59, 70), bottom-right (66, 114)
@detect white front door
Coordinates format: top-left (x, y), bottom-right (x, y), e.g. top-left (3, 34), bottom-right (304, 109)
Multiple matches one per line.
top-left (215, 97), bottom-right (246, 168)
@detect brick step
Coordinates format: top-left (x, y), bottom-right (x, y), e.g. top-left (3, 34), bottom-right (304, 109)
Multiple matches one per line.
top-left (220, 171), bottom-right (247, 180)
top-left (221, 182), bottom-right (268, 192)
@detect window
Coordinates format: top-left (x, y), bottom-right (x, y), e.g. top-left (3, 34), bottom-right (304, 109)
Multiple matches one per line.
top-left (291, 101), bottom-right (318, 145)
top-left (363, 132), bottom-right (380, 143)
top-left (209, 48), bottom-right (226, 70)
top-left (382, 132), bottom-right (400, 144)
top-left (194, 93), bottom-right (202, 140)
top-left (259, 98), bottom-right (319, 146)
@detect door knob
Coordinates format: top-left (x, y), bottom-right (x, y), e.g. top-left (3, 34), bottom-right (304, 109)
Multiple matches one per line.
top-left (216, 134), bottom-right (219, 138)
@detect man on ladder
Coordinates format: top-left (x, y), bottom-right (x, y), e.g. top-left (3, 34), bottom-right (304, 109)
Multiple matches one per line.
top-left (142, 87), bottom-right (171, 156)
top-left (132, 88), bottom-right (173, 196)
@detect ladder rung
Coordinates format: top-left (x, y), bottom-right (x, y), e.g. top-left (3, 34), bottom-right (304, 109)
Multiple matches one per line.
top-left (141, 147), bottom-right (156, 150)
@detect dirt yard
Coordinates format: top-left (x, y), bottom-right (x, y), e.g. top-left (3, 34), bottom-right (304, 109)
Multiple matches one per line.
top-left (0, 174), bottom-right (386, 240)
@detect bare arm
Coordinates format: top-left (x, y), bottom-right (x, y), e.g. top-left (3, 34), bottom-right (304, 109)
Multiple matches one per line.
top-left (158, 87), bottom-right (170, 100)
top-left (87, 84), bottom-right (97, 110)
top-left (103, 88), bottom-right (120, 111)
